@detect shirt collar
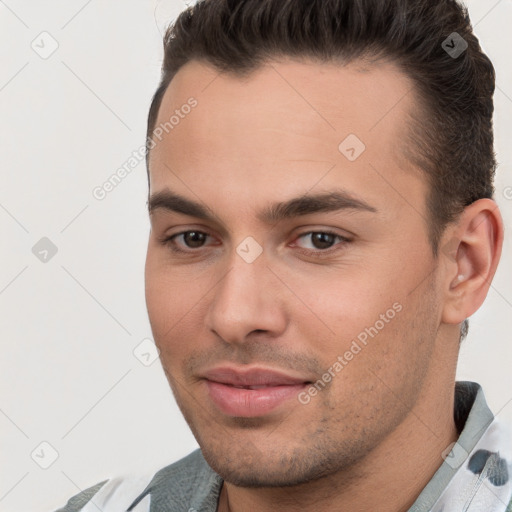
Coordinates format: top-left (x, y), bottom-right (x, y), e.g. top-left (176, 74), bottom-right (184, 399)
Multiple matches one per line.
top-left (408, 381), bottom-right (496, 511)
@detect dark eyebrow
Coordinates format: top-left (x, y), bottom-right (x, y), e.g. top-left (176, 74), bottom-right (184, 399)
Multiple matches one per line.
top-left (147, 188), bottom-right (377, 224)
top-left (257, 189), bottom-right (377, 223)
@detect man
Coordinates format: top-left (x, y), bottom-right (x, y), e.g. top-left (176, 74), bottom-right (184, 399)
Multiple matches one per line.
top-left (55, 0), bottom-right (511, 510)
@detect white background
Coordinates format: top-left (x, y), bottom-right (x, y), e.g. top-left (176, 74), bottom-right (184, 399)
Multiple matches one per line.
top-left (0, 1), bottom-right (511, 511)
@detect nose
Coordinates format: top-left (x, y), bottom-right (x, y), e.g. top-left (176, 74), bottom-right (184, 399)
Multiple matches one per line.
top-left (204, 251), bottom-right (287, 345)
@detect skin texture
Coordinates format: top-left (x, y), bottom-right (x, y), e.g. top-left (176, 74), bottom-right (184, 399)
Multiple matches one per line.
top-left (144, 58), bottom-right (503, 512)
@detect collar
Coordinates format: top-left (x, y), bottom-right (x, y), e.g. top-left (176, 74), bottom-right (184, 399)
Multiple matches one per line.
top-left (409, 381), bottom-right (512, 511)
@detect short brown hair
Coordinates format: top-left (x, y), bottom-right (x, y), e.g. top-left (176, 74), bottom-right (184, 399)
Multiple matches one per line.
top-left (146, 0), bottom-right (497, 340)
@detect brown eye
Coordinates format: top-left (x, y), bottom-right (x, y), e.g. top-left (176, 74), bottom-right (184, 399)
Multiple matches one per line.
top-left (159, 230), bottom-right (213, 254)
top-left (292, 230), bottom-right (351, 259)
top-left (309, 232), bottom-right (337, 249)
top-left (180, 231), bottom-right (207, 248)
top-left (295, 231), bottom-right (347, 250)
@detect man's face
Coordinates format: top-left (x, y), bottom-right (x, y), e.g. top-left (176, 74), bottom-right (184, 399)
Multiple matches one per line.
top-left (145, 58), bottom-right (446, 486)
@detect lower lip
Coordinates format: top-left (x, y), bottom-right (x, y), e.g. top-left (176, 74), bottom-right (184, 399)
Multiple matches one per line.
top-left (205, 380), bottom-right (307, 417)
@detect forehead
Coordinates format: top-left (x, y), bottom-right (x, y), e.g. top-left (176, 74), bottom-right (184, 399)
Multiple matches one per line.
top-left (148, 57), bottom-right (427, 225)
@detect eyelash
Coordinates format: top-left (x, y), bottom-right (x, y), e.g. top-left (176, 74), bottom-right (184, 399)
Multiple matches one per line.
top-left (158, 229), bottom-right (351, 259)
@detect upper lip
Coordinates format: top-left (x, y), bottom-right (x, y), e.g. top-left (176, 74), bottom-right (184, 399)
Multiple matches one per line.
top-left (201, 366), bottom-right (310, 387)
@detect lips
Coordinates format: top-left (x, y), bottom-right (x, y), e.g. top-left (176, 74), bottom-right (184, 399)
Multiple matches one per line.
top-left (203, 367), bottom-right (308, 387)
top-left (201, 367), bottom-right (310, 418)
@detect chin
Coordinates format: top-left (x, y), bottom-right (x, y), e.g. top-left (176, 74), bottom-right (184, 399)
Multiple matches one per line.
top-left (198, 438), bottom-right (360, 488)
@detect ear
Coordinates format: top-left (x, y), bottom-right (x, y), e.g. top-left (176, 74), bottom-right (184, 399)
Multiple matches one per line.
top-left (440, 198), bottom-right (504, 326)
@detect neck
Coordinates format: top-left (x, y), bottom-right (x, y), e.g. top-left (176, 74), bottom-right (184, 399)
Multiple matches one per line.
top-left (218, 372), bottom-right (459, 512)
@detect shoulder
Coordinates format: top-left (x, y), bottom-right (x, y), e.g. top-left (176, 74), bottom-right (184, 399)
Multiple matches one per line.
top-left (53, 449), bottom-right (222, 512)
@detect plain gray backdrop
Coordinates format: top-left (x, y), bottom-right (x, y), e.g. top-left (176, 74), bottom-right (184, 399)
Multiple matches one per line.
top-left (0, 1), bottom-right (511, 511)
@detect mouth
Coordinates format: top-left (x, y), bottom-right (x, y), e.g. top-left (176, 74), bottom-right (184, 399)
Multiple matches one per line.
top-left (200, 366), bottom-right (312, 418)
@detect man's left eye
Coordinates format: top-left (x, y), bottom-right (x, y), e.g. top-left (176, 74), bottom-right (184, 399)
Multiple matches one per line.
top-left (293, 231), bottom-right (350, 252)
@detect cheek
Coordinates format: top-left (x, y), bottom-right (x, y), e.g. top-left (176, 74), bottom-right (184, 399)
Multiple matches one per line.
top-left (293, 271), bottom-right (400, 351)
top-left (293, 268), bottom-right (433, 394)
top-left (145, 254), bottom-right (188, 340)
top-left (145, 251), bottom-right (211, 362)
